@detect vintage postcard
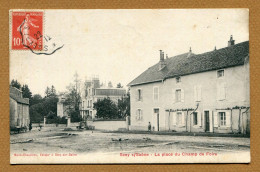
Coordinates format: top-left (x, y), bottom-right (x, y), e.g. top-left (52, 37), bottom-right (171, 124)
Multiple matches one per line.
top-left (9, 9), bottom-right (250, 164)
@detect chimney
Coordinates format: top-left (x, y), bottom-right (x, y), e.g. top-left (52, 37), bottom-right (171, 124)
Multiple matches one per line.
top-left (187, 47), bottom-right (193, 58)
top-left (159, 50), bottom-right (166, 70)
top-left (166, 54), bottom-right (168, 59)
top-left (160, 50), bottom-right (164, 61)
top-left (228, 35), bottom-right (235, 47)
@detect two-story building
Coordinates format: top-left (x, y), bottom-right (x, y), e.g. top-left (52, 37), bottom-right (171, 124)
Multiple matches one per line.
top-left (10, 86), bottom-right (30, 130)
top-left (80, 77), bottom-right (126, 119)
top-left (128, 36), bottom-right (250, 134)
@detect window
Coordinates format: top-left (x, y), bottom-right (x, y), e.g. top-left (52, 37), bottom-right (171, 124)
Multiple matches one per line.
top-left (136, 109), bottom-right (143, 121)
top-left (193, 112), bottom-right (198, 125)
top-left (217, 70), bottom-right (224, 78)
top-left (194, 85), bottom-right (202, 102)
top-left (176, 89), bottom-right (181, 102)
top-left (137, 89), bottom-right (142, 101)
top-left (176, 77), bottom-right (181, 83)
top-left (173, 89), bottom-right (184, 103)
top-left (177, 112), bottom-right (182, 125)
top-left (217, 82), bottom-right (226, 100)
top-left (153, 87), bottom-right (159, 101)
top-left (154, 109), bottom-right (159, 114)
top-left (90, 100), bottom-right (92, 107)
top-left (219, 112), bottom-right (226, 126)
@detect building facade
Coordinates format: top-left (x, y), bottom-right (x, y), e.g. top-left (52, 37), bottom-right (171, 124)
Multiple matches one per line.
top-left (80, 78), bottom-right (126, 119)
top-left (128, 37), bottom-right (250, 134)
top-left (57, 95), bottom-right (69, 118)
top-left (10, 86), bottom-right (30, 129)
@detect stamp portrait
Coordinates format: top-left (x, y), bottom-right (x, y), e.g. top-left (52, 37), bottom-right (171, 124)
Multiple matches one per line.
top-left (11, 11), bottom-right (43, 51)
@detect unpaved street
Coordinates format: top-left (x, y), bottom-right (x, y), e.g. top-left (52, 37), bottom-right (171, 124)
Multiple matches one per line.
top-left (10, 127), bottom-right (250, 157)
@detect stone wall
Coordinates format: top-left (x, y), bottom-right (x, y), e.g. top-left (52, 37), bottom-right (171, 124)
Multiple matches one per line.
top-left (87, 120), bottom-right (127, 131)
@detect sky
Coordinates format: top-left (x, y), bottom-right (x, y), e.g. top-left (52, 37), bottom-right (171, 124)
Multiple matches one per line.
top-left (10, 9), bottom-right (249, 96)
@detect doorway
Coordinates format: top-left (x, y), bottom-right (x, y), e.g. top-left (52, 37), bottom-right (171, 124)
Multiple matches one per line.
top-left (153, 109), bottom-right (159, 131)
top-left (204, 111), bottom-right (210, 132)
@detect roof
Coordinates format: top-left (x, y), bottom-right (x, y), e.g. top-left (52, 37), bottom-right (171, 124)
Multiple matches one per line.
top-left (95, 88), bottom-right (126, 96)
top-left (128, 41), bottom-right (249, 86)
top-left (10, 87), bottom-right (29, 105)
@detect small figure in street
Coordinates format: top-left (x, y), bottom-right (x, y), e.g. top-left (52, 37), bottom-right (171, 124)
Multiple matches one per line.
top-left (29, 123), bottom-right (32, 131)
top-left (148, 122), bottom-right (151, 132)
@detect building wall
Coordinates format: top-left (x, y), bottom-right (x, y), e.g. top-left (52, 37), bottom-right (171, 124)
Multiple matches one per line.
top-left (10, 97), bottom-right (30, 128)
top-left (130, 82), bottom-right (164, 131)
top-left (57, 102), bottom-right (64, 117)
top-left (10, 98), bottom-right (18, 128)
top-left (87, 120), bottom-right (126, 131)
top-left (130, 65), bottom-right (249, 133)
top-left (23, 104), bottom-right (29, 127)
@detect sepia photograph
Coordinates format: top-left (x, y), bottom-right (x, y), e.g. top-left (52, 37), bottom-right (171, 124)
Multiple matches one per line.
top-left (9, 9), bottom-right (249, 164)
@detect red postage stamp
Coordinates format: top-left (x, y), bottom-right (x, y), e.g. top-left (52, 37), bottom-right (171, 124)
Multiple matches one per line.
top-left (11, 11), bottom-right (43, 50)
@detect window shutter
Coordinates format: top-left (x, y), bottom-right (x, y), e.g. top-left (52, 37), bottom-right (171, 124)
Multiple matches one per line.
top-left (140, 90), bottom-right (143, 102)
top-left (222, 83), bottom-right (226, 100)
top-left (135, 90), bottom-right (138, 101)
top-left (140, 110), bottom-right (143, 121)
top-left (172, 112), bottom-right (177, 125)
top-left (157, 87), bottom-right (159, 100)
top-left (197, 111), bottom-right (201, 126)
top-left (135, 110), bottom-right (138, 121)
top-left (217, 84), bottom-right (220, 100)
top-left (182, 112), bottom-right (185, 126)
top-left (194, 85), bottom-right (197, 102)
top-left (220, 83), bottom-right (224, 100)
top-left (218, 83), bottom-right (226, 100)
top-left (226, 111), bottom-right (231, 127)
top-left (181, 89), bottom-right (184, 102)
top-left (213, 112), bottom-right (218, 127)
top-left (198, 85), bottom-right (202, 101)
top-left (173, 89), bottom-right (176, 103)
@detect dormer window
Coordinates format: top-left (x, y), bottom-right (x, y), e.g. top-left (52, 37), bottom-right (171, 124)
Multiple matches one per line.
top-left (217, 70), bottom-right (224, 78)
top-left (176, 77), bottom-right (181, 83)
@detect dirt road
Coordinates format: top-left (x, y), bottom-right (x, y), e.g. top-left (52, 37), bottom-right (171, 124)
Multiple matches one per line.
top-left (10, 127), bottom-right (250, 156)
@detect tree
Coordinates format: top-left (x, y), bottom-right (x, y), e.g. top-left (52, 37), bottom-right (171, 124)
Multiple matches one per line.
top-left (44, 85), bottom-right (57, 98)
top-left (63, 72), bottom-right (82, 122)
top-left (30, 94), bottom-right (43, 106)
top-left (50, 85), bottom-right (57, 97)
top-left (116, 83), bottom-right (123, 88)
top-left (117, 92), bottom-right (130, 118)
top-left (30, 103), bottom-right (44, 123)
top-left (45, 86), bottom-right (50, 97)
top-left (108, 81), bottom-right (113, 88)
top-left (29, 96), bottom-right (59, 123)
top-left (22, 84), bottom-right (32, 100)
top-left (10, 79), bottom-right (21, 89)
top-left (10, 80), bottom-right (33, 103)
top-left (93, 97), bottom-right (118, 119)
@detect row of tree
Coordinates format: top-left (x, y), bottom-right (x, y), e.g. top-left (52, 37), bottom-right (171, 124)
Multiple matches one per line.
top-left (93, 92), bottom-right (130, 119)
top-left (11, 73), bottom-right (89, 124)
top-left (10, 79), bottom-right (62, 123)
top-left (10, 73), bottom-right (130, 124)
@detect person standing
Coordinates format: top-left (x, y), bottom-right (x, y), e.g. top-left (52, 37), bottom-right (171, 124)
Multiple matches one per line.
top-left (148, 122), bottom-right (151, 132)
top-left (29, 123), bottom-right (32, 131)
